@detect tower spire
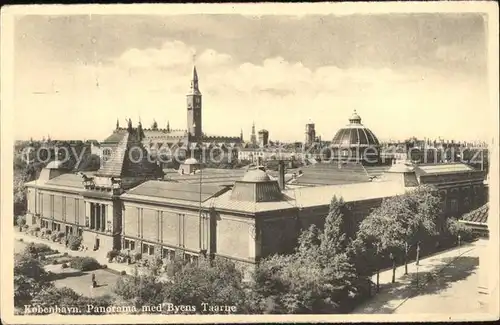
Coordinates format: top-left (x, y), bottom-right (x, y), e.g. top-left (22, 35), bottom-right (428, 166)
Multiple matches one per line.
top-left (186, 59), bottom-right (202, 142)
top-left (250, 122), bottom-right (257, 145)
top-left (189, 52), bottom-right (200, 95)
top-left (116, 118), bottom-right (119, 130)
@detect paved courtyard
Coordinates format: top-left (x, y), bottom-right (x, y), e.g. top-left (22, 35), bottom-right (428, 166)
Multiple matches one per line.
top-left (45, 264), bottom-right (121, 298)
top-left (15, 236), bottom-right (121, 298)
top-left (353, 240), bottom-right (485, 314)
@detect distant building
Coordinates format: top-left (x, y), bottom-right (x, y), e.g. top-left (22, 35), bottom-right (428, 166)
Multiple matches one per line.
top-left (101, 66), bottom-right (243, 159)
top-left (330, 110), bottom-right (381, 164)
top-left (22, 68), bottom-right (488, 275)
top-left (250, 122), bottom-right (257, 146)
top-left (258, 129), bottom-right (269, 147)
top-left (305, 121), bottom-right (316, 146)
top-left (25, 130), bottom-right (486, 273)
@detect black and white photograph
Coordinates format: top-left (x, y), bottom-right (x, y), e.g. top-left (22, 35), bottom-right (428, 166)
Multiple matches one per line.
top-left (1, 2), bottom-right (498, 323)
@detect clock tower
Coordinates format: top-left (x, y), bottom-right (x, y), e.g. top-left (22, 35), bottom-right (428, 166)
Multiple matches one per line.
top-left (187, 65), bottom-right (202, 143)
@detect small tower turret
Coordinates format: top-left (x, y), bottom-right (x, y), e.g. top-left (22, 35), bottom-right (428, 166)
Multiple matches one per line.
top-left (250, 122), bottom-right (257, 145)
top-left (137, 121), bottom-right (143, 141)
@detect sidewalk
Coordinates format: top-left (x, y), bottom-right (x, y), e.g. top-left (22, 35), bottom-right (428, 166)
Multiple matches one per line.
top-left (371, 242), bottom-right (474, 287)
top-left (353, 242), bottom-right (477, 313)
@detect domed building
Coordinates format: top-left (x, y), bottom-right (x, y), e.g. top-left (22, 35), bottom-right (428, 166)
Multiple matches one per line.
top-left (330, 110), bottom-right (381, 164)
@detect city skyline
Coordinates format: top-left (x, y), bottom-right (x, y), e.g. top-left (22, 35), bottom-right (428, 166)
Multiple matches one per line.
top-left (14, 13), bottom-right (491, 143)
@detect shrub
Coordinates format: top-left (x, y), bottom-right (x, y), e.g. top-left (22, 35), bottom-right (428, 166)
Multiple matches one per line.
top-left (59, 257), bottom-right (72, 264)
top-left (50, 233), bottom-right (58, 242)
top-left (52, 259), bottom-right (59, 265)
top-left (57, 231), bottom-right (65, 239)
top-left (28, 226), bottom-right (41, 236)
top-left (69, 257), bottom-right (101, 271)
top-left (134, 252), bottom-right (142, 261)
top-left (67, 235), bottom-right (82, 251)
top-left (120, 270), bottom-right (126, 276)
top-left (446, 218), bottom-right (476, 242)
top-left (26, 243), bottom-right (53, 256)
top-left (19, 238), bottom-right (24, 242)
top-left (107, 250), bottom-right (119, 262)
top-left (61, 263), bottom-right (68, 269)
top-left (63, 252), bottom-right (68, 257)
top-left (23, 224), bottom-right (29, 230)
top-left (16, 215), bottom-right (26, 228)
top-left (102, 264), bottom-right (108, 269)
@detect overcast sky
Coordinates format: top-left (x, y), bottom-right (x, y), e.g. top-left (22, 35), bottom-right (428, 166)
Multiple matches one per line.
top-left (13, 13), bottom-right (491, 142)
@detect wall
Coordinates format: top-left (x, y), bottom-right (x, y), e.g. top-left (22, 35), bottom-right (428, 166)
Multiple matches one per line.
top-left (216, 212), bottom-right (255, 262)
top-left (82, 231), bottom-right (115, 257)
top-left (121, 201), bottom-right (208, 255)
top-left (258, 210), bottom-right (300, 259)
top-left (256, 198), bottom-right (383, 259)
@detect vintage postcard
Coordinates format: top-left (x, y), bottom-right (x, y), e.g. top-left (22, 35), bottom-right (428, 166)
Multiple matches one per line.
top-left (1, 2), bottom-right (499, 324)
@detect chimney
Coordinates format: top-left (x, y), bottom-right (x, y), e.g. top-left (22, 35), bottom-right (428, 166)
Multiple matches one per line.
top-left (278, 160), bottom-right (285, 190)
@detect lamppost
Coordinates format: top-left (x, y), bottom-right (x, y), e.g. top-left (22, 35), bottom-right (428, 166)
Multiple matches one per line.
top-left (458, 234), bottom-right (461, 256)
top-left (416, 262), bottom-right (419, 288)
top-left (404, 242), bottom-right (409, 275)
top-left (416, 241), bottom-right (421, 266)
top-left (376, 243), bottom-right (380, 293)
top-left (390, 252), bottom-right (396, 283)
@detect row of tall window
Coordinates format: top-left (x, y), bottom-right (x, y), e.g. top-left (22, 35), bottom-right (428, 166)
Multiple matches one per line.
top-left (89, 202), bottom-right (109, 232)
top-left (35, 193), bottom-right (82, 224)
top-left (123, 238), bottom-right (198, 263)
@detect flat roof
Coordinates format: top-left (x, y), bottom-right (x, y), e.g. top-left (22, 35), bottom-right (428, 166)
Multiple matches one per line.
top-left (415, 163), bottom-right (474, 175)
top-left (285, 181), bottom-right (407, 208)
top-left (122, 180), bottom-right (227, 203)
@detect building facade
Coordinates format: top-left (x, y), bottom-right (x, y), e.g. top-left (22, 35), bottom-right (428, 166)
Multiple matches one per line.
top-left (305, 121), bottom-right (316, 146)
top-left (99, 66), bottom-right (242, 161)
top-left (258, 129), bottom-right (269, 147)
top-left (25, 128), bottom-right (487, 271)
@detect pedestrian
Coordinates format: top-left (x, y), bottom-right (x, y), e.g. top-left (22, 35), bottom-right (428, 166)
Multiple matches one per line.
top-left (91, 273), bottom-right (97, 288)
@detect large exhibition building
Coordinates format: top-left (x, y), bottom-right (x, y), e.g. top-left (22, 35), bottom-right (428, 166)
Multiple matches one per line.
top-left (24, 66), bottom-right (488, 272)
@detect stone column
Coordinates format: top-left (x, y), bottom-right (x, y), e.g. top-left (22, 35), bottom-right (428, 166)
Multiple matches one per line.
top-left (90, 203), bottom-right (94, 229)
top-left (95, 204), bottom-right (100, 231)
top-left (101, 204), bottom-right (106, 232)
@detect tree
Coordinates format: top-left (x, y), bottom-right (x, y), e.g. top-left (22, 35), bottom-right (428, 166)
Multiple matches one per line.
top-left (113, 267), bottom-right (166, 309)
top-left (164, 257), bottom-right (248, 314)
top-left (357, 185), bottom-right (440, 283)
top-left (14, 251), bottom-right (51, 308)
top-left (445, 217), bottom-right (475, 243)
top-left (16, 215), bottom-right (26, 230)
top-left (31, 286), bottom-right (114, 314)
top-left (248, 196), bottom-right (361, 314)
